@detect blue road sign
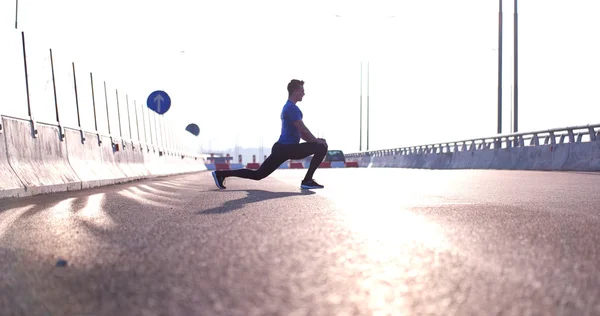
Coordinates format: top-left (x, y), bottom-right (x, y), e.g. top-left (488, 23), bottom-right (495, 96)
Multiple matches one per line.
top-left (186, 123), bottom-right (200, 136)
top-left (147, 90), bottom-right (171, 115)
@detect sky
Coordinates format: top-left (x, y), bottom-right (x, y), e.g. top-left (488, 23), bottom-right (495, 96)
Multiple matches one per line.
top-left (1, 0), bottom-right (599, 155)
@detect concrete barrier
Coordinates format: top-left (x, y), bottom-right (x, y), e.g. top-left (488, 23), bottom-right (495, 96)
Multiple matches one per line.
top-left (412, 153), bottom-right (427, 169)
top-left (587, 141), bottom-right (600, 171)
top-left (131, 142), bottom-right (152, 176)
top-left (3, 117), bottom-right (81, 196)
top-left (114, 139), bottom-right (153, 179)
top-left (512, 145), bottom-right (563, 171)
top-left (397, 154), bottom-right (411, 168)
top-left (230, 163), bottom-right (244, 170)
top-left (359, 155), bottom-right (372, 168)
top-left (99, 135), bottom-right (129, 182)
top-left (448, 149), bottom-right (472, 169)
top-left (0, 116), bottom-right (207, 200)
top-left (289, 162), bottom-right (304, 169)
top-left (215, 163), bottom-right (230, 170)
top-left (142, 146), bottom-right (162, 175)
top-left (401, 152), bottom-right (416, 168)
top-left (151, 147), bottom-right (184, 176)
top-left (371, 155), bottom-right (386, 168)
top-left (348, 141), bottom-right (590, 172)
top-left (550, 144), bottom-right (571, 170)
top-left (331, 161), bottom-right (345, 168)
top-left (423, 152), bottom-right (454, 169)
top-left (0, 120), bottom-right (25, 199)
top-left (383, 155), bottom-right (398, 167)
top-left (65, 129), bottom-right (117, 189)
top-left (421, 150), bottom-right (438, 169)
top-left (345, 161), bottom-right (359, 168)
top-left (489, 146), bottom-right (521, 169)
top-left (525, 146), bottom-right (551, 170)
top-left (246, 163), bottom-right (260, 169)
top-left (562, 142), bottom-right (598, 171)
top-left (471, 149), bottom-right (495, 169)
top-left (319, 162), bottom-right (331, 168)
top-left (518, 144), bottom-right (570, 171)
top-left (346, 125), bottom-right (600, 172)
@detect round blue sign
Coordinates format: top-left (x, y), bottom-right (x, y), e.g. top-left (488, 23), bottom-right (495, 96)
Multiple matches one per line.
top-left (186, 123), bottom-right (200, 136)
top-left (147, 90), bottom-right (171, 115)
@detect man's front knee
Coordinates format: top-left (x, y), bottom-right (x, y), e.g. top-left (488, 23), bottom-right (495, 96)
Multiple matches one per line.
top-left (317, 143), bottom-right (327, 155)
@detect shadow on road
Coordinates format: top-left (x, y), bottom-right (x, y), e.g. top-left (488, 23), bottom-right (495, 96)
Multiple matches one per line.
top-left (198, 189), bottom-right (316, 215)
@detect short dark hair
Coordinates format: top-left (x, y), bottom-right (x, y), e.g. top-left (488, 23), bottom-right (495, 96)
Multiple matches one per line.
top-left (287, 79), bottom-right (304, 96)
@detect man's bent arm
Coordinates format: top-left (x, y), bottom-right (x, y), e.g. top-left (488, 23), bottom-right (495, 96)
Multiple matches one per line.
top-left (292, 119), bottom-right (319, 143)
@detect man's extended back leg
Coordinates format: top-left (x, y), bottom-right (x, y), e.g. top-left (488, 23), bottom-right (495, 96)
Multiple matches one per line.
top-left (214, 151), bottom-right (286, 185)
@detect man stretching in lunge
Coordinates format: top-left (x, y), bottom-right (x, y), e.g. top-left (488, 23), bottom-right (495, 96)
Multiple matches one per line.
top-left (212, 79), bottom-right (328, 190)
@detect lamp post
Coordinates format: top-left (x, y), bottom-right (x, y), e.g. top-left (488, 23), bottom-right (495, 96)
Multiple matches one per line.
top-left (336, 13), bottom-right (393, 151)
top-left (366, 62), bottom-right (370, 151)
top-left (498, 0), bottom-right (503, 134)
top-left (14, 0), bottom-right (18, 29)
top-left (513, 0), bottom-right (519, 133)
top-left (358, 61), bottom-right (370, 151)
top-left (360, 62), bottom-right (362, 151)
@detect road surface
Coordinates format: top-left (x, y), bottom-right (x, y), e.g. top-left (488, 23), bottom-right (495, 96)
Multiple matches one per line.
top-left (1, 168), bottom-right (600, 315)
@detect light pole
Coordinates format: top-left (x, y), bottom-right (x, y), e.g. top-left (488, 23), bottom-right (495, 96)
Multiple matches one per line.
top-left (513, 0), bottom-right (519, 133)
top-left (14, 0), bottom-right (18, 29)
top-left (335, 13), bottom-right (393, 152)
top-left (360, 62), bottom-right (362, 151)
top-left (366, 62), bottom-right (370, 151)
top-left (498, 0), bottom-right (503, 134)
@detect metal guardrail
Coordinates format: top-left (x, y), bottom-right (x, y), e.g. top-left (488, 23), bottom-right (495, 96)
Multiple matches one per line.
top-left (347, 123), bottom-right (600, 157)
top-left (1, 30), bottom-right (195, 157)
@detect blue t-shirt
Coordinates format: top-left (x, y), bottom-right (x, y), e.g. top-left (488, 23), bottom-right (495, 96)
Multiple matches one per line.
top-left (277, 100), bottom-right (303, 144)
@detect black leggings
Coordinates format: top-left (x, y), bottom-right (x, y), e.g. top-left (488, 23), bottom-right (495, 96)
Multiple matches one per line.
top-left (218, 141), bottom-right (328, 181)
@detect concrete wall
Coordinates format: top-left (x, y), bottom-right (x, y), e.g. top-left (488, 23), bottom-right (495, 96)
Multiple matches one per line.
top-left (3, 117), bottom-right (81, 196)
top-left (347, 140), bottom-right (600, 172)
top-left (0, 121), bottom-right (25, 199)
top-left (65, 129), bottom-right (114, 189)
top-left (0, 116), bottom-right (206, 200)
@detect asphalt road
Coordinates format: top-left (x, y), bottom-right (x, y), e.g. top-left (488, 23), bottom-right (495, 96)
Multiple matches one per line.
top-left (1, 168), bottom-right (600, 315)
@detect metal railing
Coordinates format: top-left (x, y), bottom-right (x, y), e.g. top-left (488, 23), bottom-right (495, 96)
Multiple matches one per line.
top-left (1, 30), bottom-right (196, 157)
top-left (346, 123), bottom-right (600, 157)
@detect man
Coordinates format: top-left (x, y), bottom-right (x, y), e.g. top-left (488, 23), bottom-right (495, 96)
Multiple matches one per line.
top-left (212, 79), bottom-right (328, 190)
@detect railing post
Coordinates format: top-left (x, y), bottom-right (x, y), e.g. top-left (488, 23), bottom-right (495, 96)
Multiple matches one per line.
top-left (102, 81), bottom-right (115, 146)
top-left (518, 135), bottom-right (525, 147)
top-left (146, 101), bottom-right (154, 150)
top-left (133, 100), bottom-right (141, 144)
top-left (115, 90), bottom-right (123, 137)
top-left (21, 32), bottom-right (38, 138)
top-left (49, 48), bottom-right (64, 140)
top-left (588, 127), bottom-right (596, 142)
top-left (568, 129), bottom-right (575, 143)
top-left (72, 62), bottom-right (86, 143)
top-left (126, 95), bottom-right (133, 145)
top-left (559, 134), bottom-right (566, 144)
top-left (530, 134), bottom-right (539, 146)
top-left (505, 137), bottom-right (512, 149)
top-left (139, 100), bottom-right (148, 151)
top-left (90, 72), bottom-right (101, 145)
